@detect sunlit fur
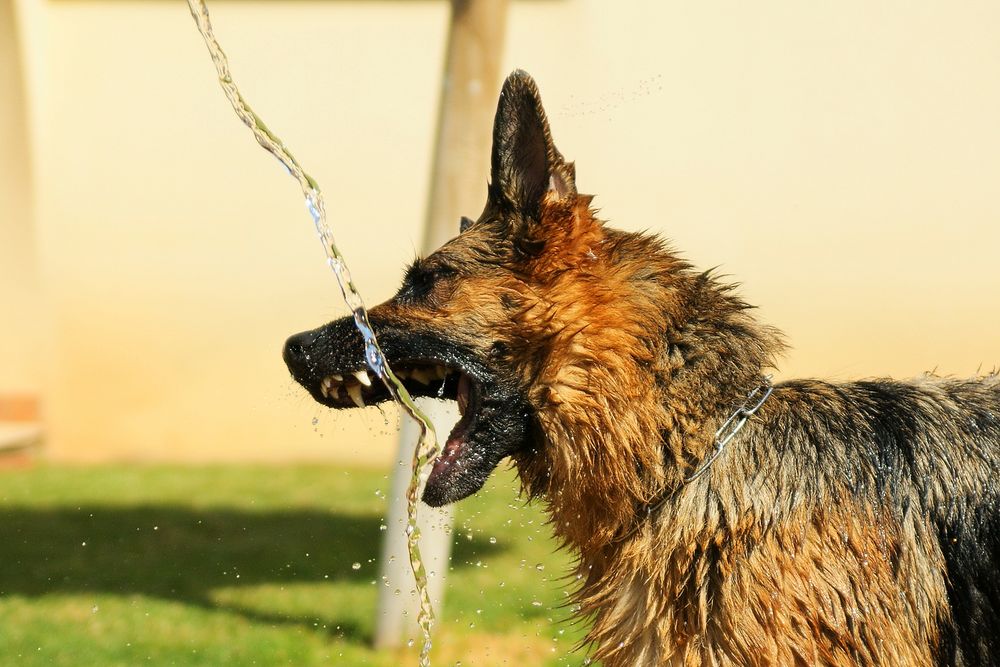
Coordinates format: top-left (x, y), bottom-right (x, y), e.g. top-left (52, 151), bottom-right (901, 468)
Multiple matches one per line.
top-left (286, 71), bottom-right (1000, 666)
top-left (431, 180), bottom-right (1000, 664)
top-left (437, 72), bottom-right (1000, 665)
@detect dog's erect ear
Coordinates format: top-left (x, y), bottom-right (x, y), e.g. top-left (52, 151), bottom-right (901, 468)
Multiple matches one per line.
top-left (489, 70), bottom-right (576, 220)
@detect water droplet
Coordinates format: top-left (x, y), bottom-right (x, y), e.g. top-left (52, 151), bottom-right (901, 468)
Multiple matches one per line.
top-left (351, 562), bottom-right (361, 571)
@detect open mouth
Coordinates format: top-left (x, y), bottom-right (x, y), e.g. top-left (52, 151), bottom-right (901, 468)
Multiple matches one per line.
top-left (314, 360), bottom-right (482, 493)
top-left (284, 320), bottom-right (534, 506)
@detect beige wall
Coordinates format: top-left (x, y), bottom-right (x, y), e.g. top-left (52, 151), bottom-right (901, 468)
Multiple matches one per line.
top-left (0, 0), bottom-right (40, 395)
top-left (9, 0), bottom-right (1000, 462)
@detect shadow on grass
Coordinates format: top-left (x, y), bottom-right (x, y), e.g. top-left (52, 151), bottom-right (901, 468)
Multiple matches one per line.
top-left (0, 505), bottom-right (505, 641)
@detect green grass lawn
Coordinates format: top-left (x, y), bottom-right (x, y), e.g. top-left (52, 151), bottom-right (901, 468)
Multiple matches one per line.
top-left (0, 464), bottom-right (589, 666)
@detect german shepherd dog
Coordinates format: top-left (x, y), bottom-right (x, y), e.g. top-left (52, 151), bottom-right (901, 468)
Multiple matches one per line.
top-left (283, 71), bottom-right (1000, 666)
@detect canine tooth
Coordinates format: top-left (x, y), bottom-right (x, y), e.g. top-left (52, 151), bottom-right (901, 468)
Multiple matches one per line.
top-left (434, 366), bottom-right (448, 380)
top-left (411, 368), bottom-right (431, 385)
top-left (346, 384), bottom-right (365, 408)
top-left (353, 370), bottom-right (372, 387)
top-left (321, 384), bottom-right (329, 398)
top-left (331, 373), bottom-right (343, 382)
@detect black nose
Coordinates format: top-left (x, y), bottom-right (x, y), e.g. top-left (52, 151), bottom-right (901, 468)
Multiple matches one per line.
top-left (283, 329), bottom-right (318, 371)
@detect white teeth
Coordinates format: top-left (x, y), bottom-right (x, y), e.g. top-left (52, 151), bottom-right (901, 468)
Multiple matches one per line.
top-left (457, 374), bottom-right (470, 416)
top-left (317, 364), bottom-right (454, 406)
top-left (320, 375), bottom-right (348, 401)
top-left (346, 384), bottom-right (365, 408)
top-left (321, 364), bottom-right (450, 398)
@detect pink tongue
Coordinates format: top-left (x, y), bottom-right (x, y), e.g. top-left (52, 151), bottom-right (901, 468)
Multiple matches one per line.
top-left (457, 374), bottom-right (470, 415)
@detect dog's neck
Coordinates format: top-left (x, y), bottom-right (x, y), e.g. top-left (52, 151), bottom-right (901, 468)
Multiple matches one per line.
top-left (502, 218), bottom-right (787, 663)
top-left (513, 226), bottom-right (784, 557)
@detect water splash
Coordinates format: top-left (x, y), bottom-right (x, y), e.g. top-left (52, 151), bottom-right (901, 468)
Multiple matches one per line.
top-left (184, 2), bottom-right (439, 664)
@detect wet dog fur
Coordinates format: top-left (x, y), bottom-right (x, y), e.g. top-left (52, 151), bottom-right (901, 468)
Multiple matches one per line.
top-left (283, 70), bottom-right (1000, 666)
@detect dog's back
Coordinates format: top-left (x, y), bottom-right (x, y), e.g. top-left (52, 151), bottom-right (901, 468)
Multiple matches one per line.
top-left (569, 375), bottom-right (1000, 667)
top-left (759, 377), bottom-right (1000, 665)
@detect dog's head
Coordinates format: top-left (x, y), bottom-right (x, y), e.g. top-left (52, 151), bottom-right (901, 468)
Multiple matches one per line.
top-left (283, 70), bottom-right (614, 506)
top-left (284, 71), bottom-right (776, 528)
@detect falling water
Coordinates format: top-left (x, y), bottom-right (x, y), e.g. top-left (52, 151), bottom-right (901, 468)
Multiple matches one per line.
top-left (185, 2), bottom-right (439, 663)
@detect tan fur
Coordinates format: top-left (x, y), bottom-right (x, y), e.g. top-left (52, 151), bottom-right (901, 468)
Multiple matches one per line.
top-left (580, 494), bottom-right (949, 666)
top-left (288, 71), bottom-right (1000, 665)
top-left (438, 199), bottom-right (959, 665)
top-left (379, 198), bottom-right (955, 664)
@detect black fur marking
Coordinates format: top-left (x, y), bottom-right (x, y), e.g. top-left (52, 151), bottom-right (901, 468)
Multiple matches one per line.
top-left (853, 381), bottom-right (922, 497)
top-left (936, 495), bottom-right (1000, 666)
top-left (396, 259), bottom-right (456, 305)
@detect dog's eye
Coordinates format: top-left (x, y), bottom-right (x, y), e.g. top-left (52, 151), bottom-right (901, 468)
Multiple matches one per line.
top-left (397, 262), bottom-right (456, 304)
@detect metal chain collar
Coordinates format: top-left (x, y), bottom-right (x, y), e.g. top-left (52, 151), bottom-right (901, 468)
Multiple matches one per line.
top-left (685, 376), bottom-right (774, 482)
top-left (612, 376), bottom-right (774, 545)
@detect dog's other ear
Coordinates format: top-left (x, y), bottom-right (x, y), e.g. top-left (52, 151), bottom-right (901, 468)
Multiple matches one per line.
top-left (489, 70), bottom-right (576, 221)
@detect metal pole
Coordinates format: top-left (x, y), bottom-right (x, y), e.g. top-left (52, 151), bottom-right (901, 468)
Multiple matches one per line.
top-left (374, 0), bottom-right (509, 649)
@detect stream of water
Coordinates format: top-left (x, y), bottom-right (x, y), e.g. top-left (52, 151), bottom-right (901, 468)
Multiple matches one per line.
top-left (185, 2), bottom-right (439, 663)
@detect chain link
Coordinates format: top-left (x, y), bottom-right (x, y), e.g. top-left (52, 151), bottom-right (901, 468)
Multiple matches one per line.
top-left (613, 376), bottom-right (775, 544)
top-left (685, 376), bottom-right (774, 482)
